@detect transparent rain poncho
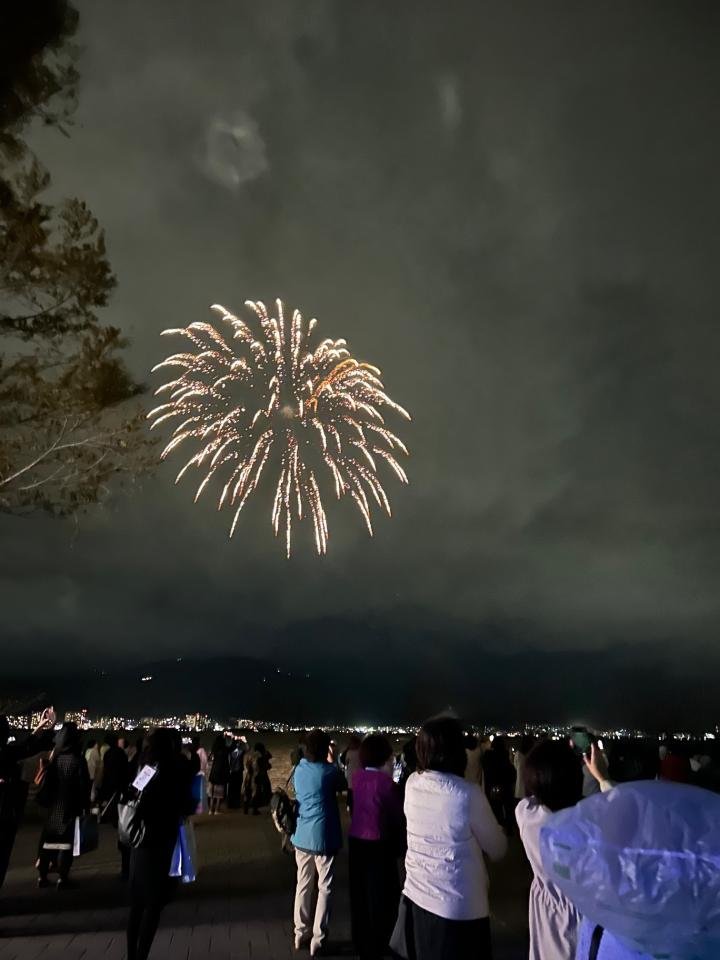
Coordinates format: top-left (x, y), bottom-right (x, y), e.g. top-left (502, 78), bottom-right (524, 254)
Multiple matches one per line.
top-left (540, 780), bottom-right (720, 960)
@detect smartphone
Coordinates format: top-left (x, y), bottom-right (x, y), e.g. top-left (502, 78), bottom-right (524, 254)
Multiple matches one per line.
top-left (570, 726), bottom-right (594, 758)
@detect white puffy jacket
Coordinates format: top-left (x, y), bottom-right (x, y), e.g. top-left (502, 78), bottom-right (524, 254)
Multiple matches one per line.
top-left (403, 769), bottom-right (507, 920)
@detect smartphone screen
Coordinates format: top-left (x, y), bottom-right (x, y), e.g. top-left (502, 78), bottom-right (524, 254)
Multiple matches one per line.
top-left (571, 728), bottom-right (591, 757)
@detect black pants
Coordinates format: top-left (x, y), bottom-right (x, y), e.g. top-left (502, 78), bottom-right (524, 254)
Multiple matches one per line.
top-left (0, 821), bottom-right (18, 889)
top-left (37, 848), bottom-right (73, 881)
top-left (127, 844), bottom-right (175, 960)
top-left (488, 788), bottom-right (515, 834)
top-left (397, 896), bottom-right (493, 960)
top-left (119, 840), bottom-right (131, 880)
top-left (227, 772), bottom-right (243, 809)
top-left (349, 837), bottom-right (400, 960)
top-left (127, 895), bottom-right (165, 960)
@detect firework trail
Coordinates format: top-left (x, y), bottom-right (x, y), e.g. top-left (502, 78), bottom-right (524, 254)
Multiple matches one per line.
top-left (148, 299), bottom-right (410, 555)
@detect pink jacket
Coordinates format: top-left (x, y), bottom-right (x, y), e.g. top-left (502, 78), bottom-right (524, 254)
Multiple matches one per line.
top-left (349, 768), bottom-right (404, 842)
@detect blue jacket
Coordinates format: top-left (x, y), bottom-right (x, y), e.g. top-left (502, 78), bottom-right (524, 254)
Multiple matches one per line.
top-left (291, 759), bottom-right (341, 855)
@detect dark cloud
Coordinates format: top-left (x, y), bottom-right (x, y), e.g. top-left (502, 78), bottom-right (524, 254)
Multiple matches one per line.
top-left (3, 0), bottom-right (720, 726)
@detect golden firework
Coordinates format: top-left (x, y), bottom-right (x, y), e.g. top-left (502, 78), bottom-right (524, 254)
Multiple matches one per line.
top-left (148, 299), bottom-right (410, 555)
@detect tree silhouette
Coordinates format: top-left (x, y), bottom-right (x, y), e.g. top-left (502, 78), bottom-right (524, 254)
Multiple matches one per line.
top-left (0, 1), bottom-right (148, 517)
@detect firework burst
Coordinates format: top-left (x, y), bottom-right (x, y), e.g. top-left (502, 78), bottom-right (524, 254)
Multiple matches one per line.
top-left (148, 299), bottom-right (410, 555)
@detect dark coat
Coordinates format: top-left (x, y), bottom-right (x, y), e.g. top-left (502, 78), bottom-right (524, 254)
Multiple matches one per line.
top-left (130, 754), bottom-right (194, 903)
top-left (208, 747), bottom-right (230, 786)
top-left (0, 729), bottom-right (54, 824)
top-left (242, 749), bottom-right (272, 807)
top-left (39, 751), bottom-right (90, 842)
top-left (101, 746), bottom-right (130, 801)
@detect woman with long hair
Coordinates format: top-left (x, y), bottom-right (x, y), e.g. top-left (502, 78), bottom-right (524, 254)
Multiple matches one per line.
top-left (515, 738), bottom-right (583, 960)
top-left (125, 728), bottom-right (193, 960)
top-left (396, 715), bottom-right (507, 959)
top-left (36, 722), bottom-right (90, 889)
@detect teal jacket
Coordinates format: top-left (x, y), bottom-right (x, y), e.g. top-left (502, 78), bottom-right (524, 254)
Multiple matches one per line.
top-left (291, 759), bottom-right (341, 855)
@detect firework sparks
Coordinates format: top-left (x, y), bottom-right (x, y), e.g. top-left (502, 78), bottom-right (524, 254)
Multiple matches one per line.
top-left (148, 299), bottom-right (410, 555)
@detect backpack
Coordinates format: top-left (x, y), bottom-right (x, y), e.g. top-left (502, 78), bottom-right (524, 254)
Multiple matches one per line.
top-left (270, 770), bottom-right (297, 854)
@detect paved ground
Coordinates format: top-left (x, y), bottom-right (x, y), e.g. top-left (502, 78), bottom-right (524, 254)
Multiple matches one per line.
top-left (0, 808), bottom-right (531, 960)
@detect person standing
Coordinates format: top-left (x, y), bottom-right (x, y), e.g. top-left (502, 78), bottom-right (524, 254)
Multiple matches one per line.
top-left (342, 734), bottom-right (362, 813)
top-left (349, 734), bottom-right (404, 960)
top-left (464, 735), bottom-right (484, 787)
top-left (290, 729), bottom-right (342, 957)
top-left (85, 738), bottom-right (105, 803)
top-left (396, 715), bottom-right (507, 960)
top-left (36, 722), bottom-right (90, 888)
top-left (0, 708), bottom-right (55, 889)
top-left (207, 736), bottom-right (230, 816)
top-left (290, 732), bottom-right (307, 768)
top-left (192, 737), bottom-right (208, 777)
top-left (101, 734), bottom-right (130, 814)
top-left (227, 737), bottom-right (247, 809)
top-left (242, 743), bottom-right (272, 815)
top-left (397, 737), bottom-right (417, 799)
top-left (515, 739), bottom-right (584, 960)
top-left (482, 736), bottom-right (516, 832)
top-left (659, 740), bottom-right (692, 784)
top-left (126, 728), bottom-right (194, 960)
top-left (513, 736), bottom-right (535, 805)
top-left (99, 733), bottom-right (131, 879)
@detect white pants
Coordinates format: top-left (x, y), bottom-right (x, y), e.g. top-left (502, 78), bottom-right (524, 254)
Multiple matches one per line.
top-left (293, 850), bottom-right (336, 949)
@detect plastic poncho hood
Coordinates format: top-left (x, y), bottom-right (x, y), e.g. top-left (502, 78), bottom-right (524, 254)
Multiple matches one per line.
top-left (540, 780), bottom-right (720, 960)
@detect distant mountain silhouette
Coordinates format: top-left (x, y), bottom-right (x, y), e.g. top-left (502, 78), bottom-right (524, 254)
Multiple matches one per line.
top-left (3, 634), bottom-right (715, 730)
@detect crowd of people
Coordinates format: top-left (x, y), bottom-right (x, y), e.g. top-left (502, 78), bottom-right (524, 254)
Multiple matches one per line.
top-left (2, 710), bottom-right (720, 960)
top-left (285, 721), bottom-right (720, 959)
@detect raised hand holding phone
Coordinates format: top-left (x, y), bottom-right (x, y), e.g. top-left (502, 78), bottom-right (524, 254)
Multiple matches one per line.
top-left (583, 743), bottom-right (609, 785)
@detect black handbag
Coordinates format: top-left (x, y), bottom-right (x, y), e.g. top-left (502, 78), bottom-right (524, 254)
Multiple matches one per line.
top-left (117, 790), bottom-right (146, 848)
top-left (77, 814), bottom-right (99, 855)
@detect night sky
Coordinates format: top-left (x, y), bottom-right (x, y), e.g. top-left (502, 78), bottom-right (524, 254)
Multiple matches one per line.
top-left (3, 1), bottom-right (720, 727)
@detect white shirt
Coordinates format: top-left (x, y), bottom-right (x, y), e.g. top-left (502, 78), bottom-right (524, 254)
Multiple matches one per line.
top-left (403, 770), bottom-right (507, 921)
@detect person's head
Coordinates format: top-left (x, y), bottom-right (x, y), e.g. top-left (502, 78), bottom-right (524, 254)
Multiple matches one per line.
top-left (86, 738), bottom-right (97, 751)
top-left (492, 735), bottom-right (509, 756)
top-left (0, 716), bottom-right (10, 748)
top-left (347, 734), bottom-right (362, 751)
top-left (144, 728), bottom-right (176, 768)
top-left (402, 737), bottom-right (417, 772)
top-left (104, 732), bottom-right (118, 748)
top-left (359, 734), bottom-right (393, 770)
top-left (212, 735), bottom-right (226, 754)
top-left (305, 728), bottom-right (331, 763)
top-left (464, 733), bottom-right (478, 751)
top-left (523, 739), bottom-right (582, 812)
top-left (416, 716), bottom-right (467, 777)
top-left (118, 737), bottom-right (127, 750)
top-left (519, 735), bottom-right (535, 756)
top-left (609, 740), bottom-right (658, 782)
top-left (54, 722), bottom-right (80, 754)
